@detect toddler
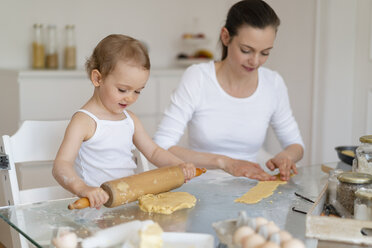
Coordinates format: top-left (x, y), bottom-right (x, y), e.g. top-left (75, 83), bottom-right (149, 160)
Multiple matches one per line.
top-left (53, 34), bottom-right (196, 208)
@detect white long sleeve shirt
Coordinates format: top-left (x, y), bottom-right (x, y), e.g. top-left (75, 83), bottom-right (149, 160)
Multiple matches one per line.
top-left (154, 61), bottom-right (304, 162)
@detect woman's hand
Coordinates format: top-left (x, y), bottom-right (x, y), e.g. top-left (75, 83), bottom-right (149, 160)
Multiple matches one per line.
top-left (266, 155), bottom-right (298, 181)
top-left (178, 162), bottom-right (196, 182)
top-left (79, 186), bottom-right (109, 209)
top-left (223, 158), bottom-right (276, 181)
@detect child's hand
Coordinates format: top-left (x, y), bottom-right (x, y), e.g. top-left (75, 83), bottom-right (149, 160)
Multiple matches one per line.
top-left (178, 162), bottom-right (196, 182)
top-left (80, 186), bottom-right (109, 209)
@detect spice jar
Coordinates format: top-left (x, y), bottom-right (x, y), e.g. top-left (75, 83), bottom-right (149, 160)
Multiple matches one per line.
top-left (32, 24), bottom-right (45, 69)
top-left (353, 135), bottom-right (372, 175)
top-left (354, 188), bottom-right (372, 221)
top-left (328, 169), bottom-right (343, 204)
top-left (336, 172), bottom-right (372, 214)
top-left (46, 25), bottom-right (58, 69)
top-left (63, 25), bottom-right (76, 69)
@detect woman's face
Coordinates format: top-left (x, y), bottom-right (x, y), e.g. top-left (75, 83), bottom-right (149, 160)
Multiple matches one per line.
top-left (223, 25), bottom-right (276, 75)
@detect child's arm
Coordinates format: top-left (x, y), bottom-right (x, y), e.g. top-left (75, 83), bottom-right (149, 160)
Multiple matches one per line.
top-left (52, 113), bottom-right (109, 208)
top-left (128, 111), bottom-right (196, 181)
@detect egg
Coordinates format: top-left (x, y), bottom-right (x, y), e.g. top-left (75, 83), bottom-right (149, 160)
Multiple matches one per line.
top-left (268, 232), bottom-right (280, 245)
top-left (242, 233), bottom-right (265, 248)
top-left (257, 225), bottom-right (269, 239)
top-left (233, 226), bottom-right (255, 245)
top-left (264, 221), bottom-right (280, 236)
top-left (247, 218), bottom-right (257, 230)
top-left (236, 210), bottom-right (250, 227)
top-left (52, 229), bottom-right (78, 248)
top-left (257, 241), bottom-right (280, 248)
top-left (282, 238), bottom-right (305, 248)
top-left (254, 217), bottom-right (268, 231)
top-left (278, 230), bottom-right (292, 244)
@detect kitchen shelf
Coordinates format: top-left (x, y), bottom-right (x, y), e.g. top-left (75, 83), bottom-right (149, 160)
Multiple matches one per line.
top-left (176, 58), bottom-right (212, 67)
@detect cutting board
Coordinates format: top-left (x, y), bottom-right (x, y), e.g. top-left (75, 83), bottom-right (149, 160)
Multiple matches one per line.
top-left (306, 183), bottom-right (372, 245)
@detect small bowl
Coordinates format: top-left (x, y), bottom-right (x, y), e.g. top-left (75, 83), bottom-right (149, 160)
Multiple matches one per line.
top-left (335, 146), bottom-right (357, 165)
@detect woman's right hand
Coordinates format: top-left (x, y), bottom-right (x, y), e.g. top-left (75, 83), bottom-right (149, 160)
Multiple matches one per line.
top-left (222, 158), bottom-right (276, 181)
top-left (79, 186), bottom-right (109, 209)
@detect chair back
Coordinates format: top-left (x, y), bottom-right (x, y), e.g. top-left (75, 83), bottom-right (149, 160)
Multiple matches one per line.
top-left (133, 148), bottom-right (150, 174)
top-left (1, 120), bottom-right (73, 206)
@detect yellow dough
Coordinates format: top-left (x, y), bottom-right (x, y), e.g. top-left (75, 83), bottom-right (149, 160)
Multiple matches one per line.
top-left (139, 222), bottom-right (163, 248)
top-left (138, 192), bottom-right (196, 214)
top-left (235, 178), bottom-right (287, 204)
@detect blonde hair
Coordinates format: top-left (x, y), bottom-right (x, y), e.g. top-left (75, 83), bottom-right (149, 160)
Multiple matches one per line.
top-left (85, 34), bottom-right (150, 79)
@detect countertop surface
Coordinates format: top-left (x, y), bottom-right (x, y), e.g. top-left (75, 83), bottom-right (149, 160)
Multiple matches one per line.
top-left (0, 162), bottom-right (353, 247)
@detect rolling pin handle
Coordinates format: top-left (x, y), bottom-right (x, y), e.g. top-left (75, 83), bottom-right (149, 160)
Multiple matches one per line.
top-left (68, 197), bottom-right (90, 210)
top-left (195, 168), bottom-right (207, 177)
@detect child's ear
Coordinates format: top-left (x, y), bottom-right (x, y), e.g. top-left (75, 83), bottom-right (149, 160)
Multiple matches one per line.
top-left (91, 69), bottom-right (102, 87)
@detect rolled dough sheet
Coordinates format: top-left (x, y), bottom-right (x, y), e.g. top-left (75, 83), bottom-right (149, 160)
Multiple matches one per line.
top-left (235, 178), bottom-right (287, 204)
top-left (138, 192), bottom-right (196, 214)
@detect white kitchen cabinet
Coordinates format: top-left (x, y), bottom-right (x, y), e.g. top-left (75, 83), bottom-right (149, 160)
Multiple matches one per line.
top-left (0, 68), bottom-right (184, 137)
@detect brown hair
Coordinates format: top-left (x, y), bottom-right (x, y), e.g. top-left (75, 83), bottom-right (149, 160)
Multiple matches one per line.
top-left (221, 0), bottom-right (280, 60)
top-left (85, 34), bottom-right (150, 79)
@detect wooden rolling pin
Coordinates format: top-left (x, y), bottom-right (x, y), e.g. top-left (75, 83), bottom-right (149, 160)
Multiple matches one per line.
top-left (68, 166), bottom-right (206, 210)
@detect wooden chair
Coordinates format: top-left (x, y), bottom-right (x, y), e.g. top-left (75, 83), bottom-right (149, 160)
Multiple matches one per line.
top-left (0, 120), bottom-right (150, 247)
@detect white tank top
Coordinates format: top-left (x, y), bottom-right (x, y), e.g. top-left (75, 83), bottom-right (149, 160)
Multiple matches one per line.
top-left (74, 109), bottom-right (137, 187)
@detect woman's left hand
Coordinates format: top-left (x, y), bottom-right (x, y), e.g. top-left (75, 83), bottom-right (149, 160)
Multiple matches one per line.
top-left (266, 155), bottom-right (297, 181)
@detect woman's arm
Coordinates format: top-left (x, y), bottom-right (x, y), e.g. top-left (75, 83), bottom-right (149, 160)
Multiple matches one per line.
top-left (154, 66), bottom-right (202, 151)
top-left (52, 113), bottom-right (109, 208)
top-left (129, 111), bottom-right (196, 180)
top-left (267, 73), bottom-right (305, 180)
top-left (168, 145), bottom-right (276, 181)
top-left (266, 144), bottom-right (304, 181)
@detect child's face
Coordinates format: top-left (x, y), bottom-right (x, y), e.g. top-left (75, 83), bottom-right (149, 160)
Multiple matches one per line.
top-left (98, 60), bottom-right (149, 115)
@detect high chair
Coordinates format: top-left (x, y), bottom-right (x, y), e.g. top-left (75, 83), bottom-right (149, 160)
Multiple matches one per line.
top-left (0, 120), bottom-right (74, 247)
top-left (0, 120), bottom-right (150, 248)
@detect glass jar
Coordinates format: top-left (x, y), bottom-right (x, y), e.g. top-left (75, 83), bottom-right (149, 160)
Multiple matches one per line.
top-left (354, 188), bottom-right (372, 221)
top-left (46, 25), bottom-right (58, 69)
top-left (336, 172), bottom-right (372, 214)
top-left (63, 25), bottom-right (76, 69)
top-left (328, 169), bottom-right (343, 204)
top-left (32, 24), bottom-right (45, 69)
top-left (353, 135), bottom-right (372, 175)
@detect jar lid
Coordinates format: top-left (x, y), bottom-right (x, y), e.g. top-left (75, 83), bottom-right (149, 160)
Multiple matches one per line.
top-left (360, 135), bottom-right (372, 143)
top-left (355, 188), bottom-right (372, 200)
top-left (337, 172), bottom-right (372, 184)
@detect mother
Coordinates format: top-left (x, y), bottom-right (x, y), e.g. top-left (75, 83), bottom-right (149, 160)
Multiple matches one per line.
top-left (154, 0), bottom-right (304, 181)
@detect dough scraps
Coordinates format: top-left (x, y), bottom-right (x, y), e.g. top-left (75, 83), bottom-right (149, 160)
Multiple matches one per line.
top-left (138, 192), bottom-right (196, 214)
top-left (235, 177), bottom-right (287, 204)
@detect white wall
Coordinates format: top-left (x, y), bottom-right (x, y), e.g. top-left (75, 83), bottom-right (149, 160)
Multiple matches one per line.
top-left (311, 0), bottom-right (372, 164)
top-left (311, 0), bottom-right (357, 164)
top-left (353, 0), bottom-right (372, 141)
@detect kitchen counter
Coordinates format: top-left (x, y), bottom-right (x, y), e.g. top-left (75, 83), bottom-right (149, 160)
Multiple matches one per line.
top-left (0, 162), bottom-right (351, 247)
